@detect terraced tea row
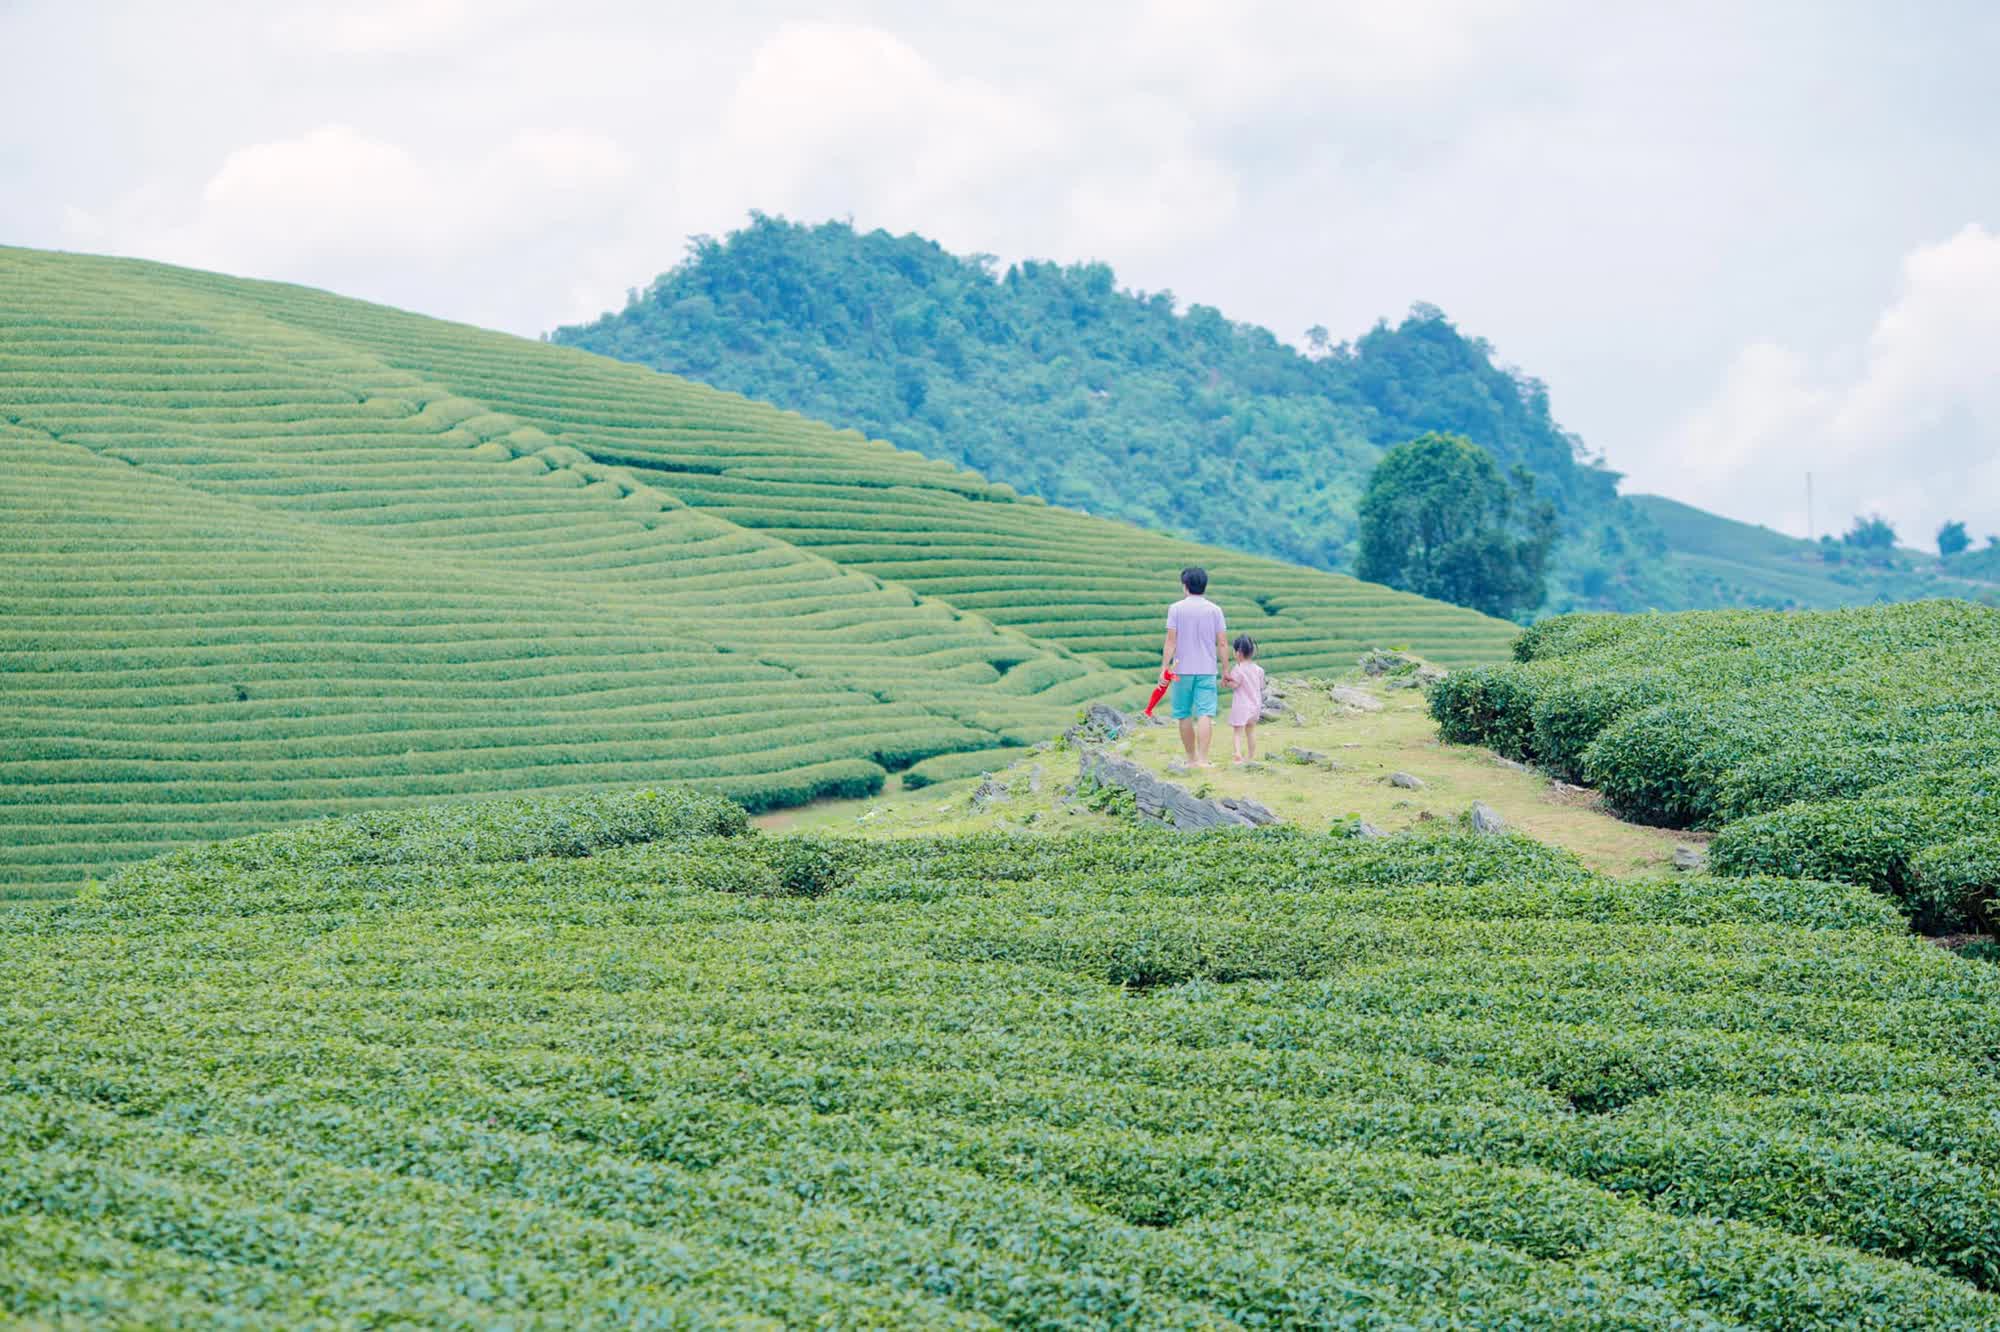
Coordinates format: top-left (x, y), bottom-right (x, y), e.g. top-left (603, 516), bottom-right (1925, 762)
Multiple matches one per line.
top-left (4, 799), bottom-right (1997, 1326)
top-left (0, 245), bottom-right (1514, 889)
top-left (1431, 600), bottom-right (2000, 928)
top-left (107, 251), bottom-right (1515, 675)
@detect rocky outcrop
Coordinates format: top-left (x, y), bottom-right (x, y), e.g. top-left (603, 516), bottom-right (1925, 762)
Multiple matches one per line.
top-left (970, 776), bottom-right (1011, 811)
top-left (1065, 703), bottom-right (1136, 746)
top-left (1467, 801), bottom-right (1508, 834)
top-left (1359, 650), bottom-right (1420, 676)
top-left (1329, 685), bottom-right (1384, 713)
top-left (1387, 771), bottom-right (1426, 790)
top-left (1079, 749), bottom-right (1280, 831)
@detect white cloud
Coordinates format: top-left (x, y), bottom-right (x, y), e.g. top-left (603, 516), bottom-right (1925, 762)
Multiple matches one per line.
top-left (1065, 153), bottom-right (1241, 259)
top-left (199, 125), bottom-right (447, 260)
top-left (1654, 224), bottom-right (2000, 544)
top-left (1128, 0), bottom-right (1523, 104)
top-left (276, 0), bottom-right (482, 56)
top-left (66, 122), bottom-right (639, 322)
top-left (675, 20), bottom-right (1245, 265)
top-left (688, 23), bottom-right (1064, 241)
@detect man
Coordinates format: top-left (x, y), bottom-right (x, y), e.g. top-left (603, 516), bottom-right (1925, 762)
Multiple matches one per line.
top-left (1161, 566), bottom-right (1229, 767)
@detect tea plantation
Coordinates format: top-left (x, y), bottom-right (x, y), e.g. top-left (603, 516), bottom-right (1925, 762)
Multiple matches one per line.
top-left (1431, 600), bottom-right (2000, 929)
top-left (0, 246), bottom-right (1514, 894)
top-left (4, 789), bottom-right (2000, 1327)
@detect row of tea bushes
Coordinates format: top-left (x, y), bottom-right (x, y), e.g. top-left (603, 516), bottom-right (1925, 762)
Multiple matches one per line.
top-left (1430, 601), bottom-right (2000, 928)
top-left (3, 806), bottom-right (1997, 1325)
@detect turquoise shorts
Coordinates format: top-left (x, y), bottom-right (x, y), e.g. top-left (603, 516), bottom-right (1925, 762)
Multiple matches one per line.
top-left (1169, 672), bottom-right (1218, 720)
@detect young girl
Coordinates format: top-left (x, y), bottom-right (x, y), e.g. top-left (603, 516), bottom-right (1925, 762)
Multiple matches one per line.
top-left (1222, 635), bottom-right (1266, 763)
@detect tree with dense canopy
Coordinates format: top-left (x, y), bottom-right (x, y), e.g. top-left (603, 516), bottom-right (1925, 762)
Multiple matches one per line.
top-left (1844, 514), bottom-right (1898, 550)
top-left (1356, 433), bottom-right (1558, 620)
top-left (1938, 519), bottom-right (1971, 558)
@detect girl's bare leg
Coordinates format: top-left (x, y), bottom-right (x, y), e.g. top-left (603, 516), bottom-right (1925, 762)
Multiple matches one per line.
top-left (1244, 722), bottom-right (1256, 761)
top-left (1232, 724), bottom-right (1248, 762)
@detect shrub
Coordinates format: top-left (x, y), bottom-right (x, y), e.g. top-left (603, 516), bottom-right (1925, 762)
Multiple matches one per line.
top-left (115, 787), bottom-right (749, 886)
top-left (899, 747), bottom-right (1032, 790)
top-left (767, 836), bottom-right (857, 898)
top-left (1911, 835), bottom-right (2000, 932)
top-left (1709, 794), bottom-right (2000, 932)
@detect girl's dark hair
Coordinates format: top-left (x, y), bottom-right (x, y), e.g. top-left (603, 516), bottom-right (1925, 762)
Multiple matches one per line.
top-left (1232, 634), bottom-right (1255, 658)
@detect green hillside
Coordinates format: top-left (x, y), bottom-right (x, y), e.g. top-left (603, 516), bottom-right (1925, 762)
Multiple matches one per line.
top-left (6, 798), bottom-right (2000, 1324)
top-left (0, 245), bottom-right (1515, 893)
top-left (1948, 540), bottom-right (2000, 581)
top-left (554, 216), bottom-right (1999, 617)
top-left (554, 215), bottom-right (1660, 612)
top-left (1631, 494), bottom-right (2000, 609)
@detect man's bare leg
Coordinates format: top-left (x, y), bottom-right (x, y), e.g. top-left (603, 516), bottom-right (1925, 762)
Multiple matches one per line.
top-left (1194, 716), bottom-right (1214, 766)
top-left (1178, 717), bottom-right (1198, 762)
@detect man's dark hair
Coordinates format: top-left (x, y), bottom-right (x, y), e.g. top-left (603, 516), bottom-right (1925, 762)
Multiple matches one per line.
top-left (1232, 634), bottom-right (1255, 658)
top-left (1180, 566), bottom-right (1208, 595)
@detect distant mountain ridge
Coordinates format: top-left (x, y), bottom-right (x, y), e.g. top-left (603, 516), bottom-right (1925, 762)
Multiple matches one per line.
top-left (555, 216), bottom-right (1997, 615)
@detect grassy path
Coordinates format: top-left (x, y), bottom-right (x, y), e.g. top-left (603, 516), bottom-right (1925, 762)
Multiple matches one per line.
top-left (772, 671), bottom-right (1693, 877)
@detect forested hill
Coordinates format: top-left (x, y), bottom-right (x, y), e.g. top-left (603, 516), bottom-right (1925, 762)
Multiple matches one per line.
top-left (552, 215), bottom-right (1656, 612)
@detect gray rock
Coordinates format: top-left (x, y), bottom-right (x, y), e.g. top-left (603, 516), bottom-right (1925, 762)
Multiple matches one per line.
top-left (1416, 665), bottom-right (1447, 686)
top-left (1358, 650), bottom-right (1421, 677)
top-left (1491, 756), bottom-right (1533, 774)
top-left (1382, 674), bottom-right (1423, 690)
top-left (1354, 820), bottom-right (1389, 839)
top-left (1064, 702), bottom-right (1137, 746)
top-left (1329, 685), bottom-right (1384, 713)
top-left (1467, 801), bottom-right (1507, 835)
top-left (1027, 764), bottom-right (1044, 794)
top-left (1387, 771), bottom-right (1426, 790)
top-left (1258, 703), bottom-right (1290, 724)
top-left (1283, 747), bottom-right (1333, 767)
top-left (1085, 702), bottom-right (1130, 732)
top-left (1218, 796), bottom-right (1280, 826)
top-left (1672, 844), bottom-right (1707, 872)
top-left (970, 776), bottom-right (1011, 812)
top-left (1078, 749), bottom-right (1283, 831)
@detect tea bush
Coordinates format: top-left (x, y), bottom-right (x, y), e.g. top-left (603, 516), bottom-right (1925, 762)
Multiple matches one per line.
top-left (1432, 601), bottom-right (2000, 925)
top-left (4, 807), bottom-right (1999, 1325)
top-left (767, 836), bottom-right (857, 897)
top-left (899, 745), bottom-right (1033, 789)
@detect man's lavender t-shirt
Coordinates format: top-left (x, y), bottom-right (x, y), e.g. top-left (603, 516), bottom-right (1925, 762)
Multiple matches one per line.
top-left (1166, 595), bottom-right (1226, 675)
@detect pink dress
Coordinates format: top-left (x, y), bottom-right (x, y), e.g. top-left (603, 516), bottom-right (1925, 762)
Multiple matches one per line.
top-left (1226, 662), bottom-right (1266, 726)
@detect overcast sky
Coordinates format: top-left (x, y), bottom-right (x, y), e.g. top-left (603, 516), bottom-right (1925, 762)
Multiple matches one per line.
top-left (4, 1), bottom-right (1995, 546)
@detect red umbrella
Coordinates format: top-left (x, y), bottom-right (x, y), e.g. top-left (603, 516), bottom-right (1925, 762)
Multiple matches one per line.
top-left (1144, 670), bottom-right (1176, 718)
